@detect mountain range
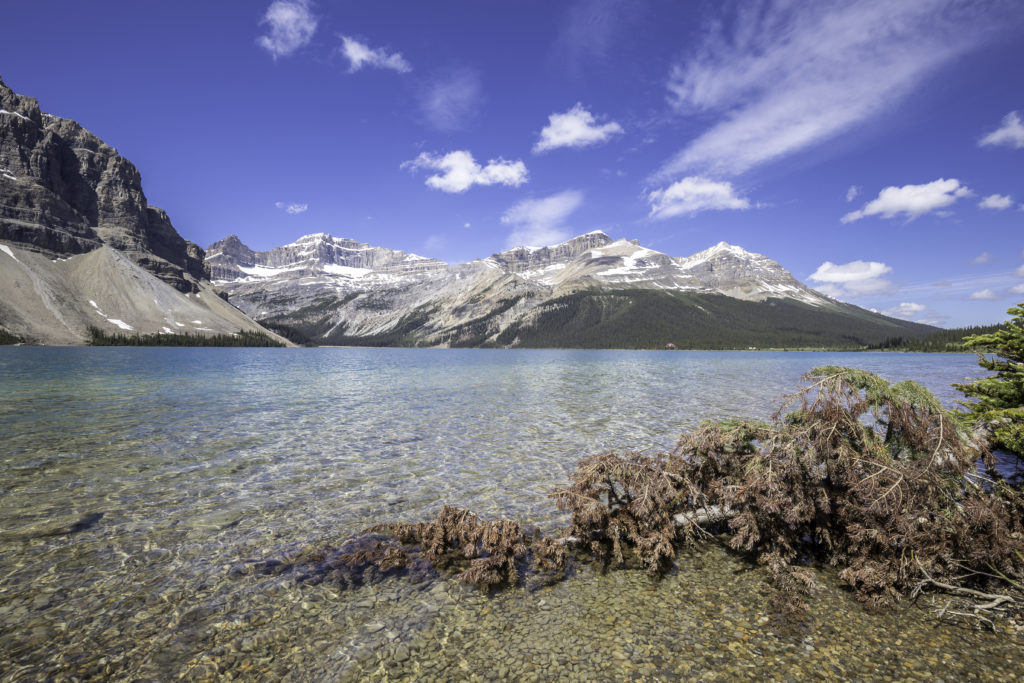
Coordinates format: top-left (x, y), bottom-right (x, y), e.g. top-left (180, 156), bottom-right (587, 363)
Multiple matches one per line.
top-left (206, 231), bottom-right (936, 349)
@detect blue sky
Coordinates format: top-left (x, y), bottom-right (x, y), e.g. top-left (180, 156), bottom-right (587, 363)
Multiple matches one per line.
top-left (2, 0), bottom-right (1023, 327)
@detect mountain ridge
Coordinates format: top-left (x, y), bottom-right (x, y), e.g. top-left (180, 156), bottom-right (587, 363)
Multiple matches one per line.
top-left (206, 230), bottom-right (934, 349)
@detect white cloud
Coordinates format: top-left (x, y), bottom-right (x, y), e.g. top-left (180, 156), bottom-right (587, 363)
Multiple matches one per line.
top-left (646, 177), bottom-right (751, 220)
top-left (841, 178), bottom-right (972, 223)
top-left (980, 111), bottom-right (1024, 149)
top-left (970, 289), bottom-right (998, 300)
top-left (464, 222), bottom-right (471, 228)
top-left (502, 191), bottom-right (584, 249)
top-left (339, 36), bottom-right (411, 74)
top-left (275, 202), bottom-right (308, 214)
top-left (808, 260), bottom-right (893, 298)
top-left (402, 151), bottom-right (527, 193)
top-left (1011, 283), bottom-right (1024, 295)
top-left (533, 103), bottom-right (623, 153)
top-left (418, 68), bottom-right (481, 131)
top-left (257, 0), bottom-right (317, 59)
top-left (884, 302), bottom-right (926, 320)
top-left (846, 185), bottom-right (859, 202)
top-left (1016, 264), bottom-right (1024, 277)
top-left (657, 1), bottom-right (1011, 179)
top-left (971, 252), bottom-right (991, 264)
top-left (979, 193), bottom-right (1013, 210)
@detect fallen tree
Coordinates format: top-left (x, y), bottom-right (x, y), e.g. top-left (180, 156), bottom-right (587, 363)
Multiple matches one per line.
top-left (260, 367), bottom-right (1024, 623)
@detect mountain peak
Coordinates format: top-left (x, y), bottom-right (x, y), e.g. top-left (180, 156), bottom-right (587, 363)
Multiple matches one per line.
top-left (707, 241), bottom-right (755, 257)
top-left (294, 232), bottom-right (335, 243)
top-left (206, 231), bottom-right (447, 282)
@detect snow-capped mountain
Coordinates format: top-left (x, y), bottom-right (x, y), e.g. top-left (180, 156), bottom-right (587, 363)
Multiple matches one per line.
top-left (206, 233), bottom-right (446, 282)
top-left (206, 231), bottom-right (930, 348)
top-left (486, 233), bottom-right (829, 307)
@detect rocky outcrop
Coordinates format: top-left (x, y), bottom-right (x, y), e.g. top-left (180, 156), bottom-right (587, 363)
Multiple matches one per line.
top-left (0, 77), bottom-right (207, 293)
top-left (205, 235), bottom-right (256, 281)
top-left (487, 231), bottom-right (613, 273)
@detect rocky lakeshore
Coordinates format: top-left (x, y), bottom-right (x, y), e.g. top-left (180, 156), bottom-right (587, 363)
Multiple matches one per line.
top-left (3, 540), bottom-right (1021, 681)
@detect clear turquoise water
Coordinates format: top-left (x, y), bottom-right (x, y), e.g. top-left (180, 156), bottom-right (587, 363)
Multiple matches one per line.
top-left (0, 348), bottom-right (987, 538)
top-left (1, 348), bottom-right (1016, 680)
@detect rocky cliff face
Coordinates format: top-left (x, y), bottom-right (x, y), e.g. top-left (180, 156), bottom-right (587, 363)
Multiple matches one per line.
top-left (0, 79), bottom-right (286, 345)
top-left (487, 231), bottom-right (613, 273)
top-left (0, 77), bottom-right (207, 293)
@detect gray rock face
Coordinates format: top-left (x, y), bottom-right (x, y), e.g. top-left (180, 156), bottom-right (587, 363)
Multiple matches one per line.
top-left (205, 235), bottom-right (256, 281)
top-left (487, 231), bottom-right (613, 273)
top-left (672, 242), bottom-right (824, 304)
top-left (0, 77), bottom-right (207, 293)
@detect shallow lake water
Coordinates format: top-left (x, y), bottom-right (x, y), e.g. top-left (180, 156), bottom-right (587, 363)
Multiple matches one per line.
top-left (0, 348), bottom-right (1020, 681)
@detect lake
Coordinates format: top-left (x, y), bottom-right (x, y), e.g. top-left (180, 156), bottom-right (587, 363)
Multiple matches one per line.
top-left (1, 348), bottom-right (1020, 680)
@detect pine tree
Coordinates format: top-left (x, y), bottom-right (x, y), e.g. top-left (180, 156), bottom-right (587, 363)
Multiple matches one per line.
top-left (955, 303), bottom-right (1024, 456)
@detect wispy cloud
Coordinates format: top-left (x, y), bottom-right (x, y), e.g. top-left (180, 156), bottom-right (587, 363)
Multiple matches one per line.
top-left (846, 185), bottom-right (860, 202)
top-left (841, 178), bottom-right (971, 223)
top-left (979, 193), bottom-right (1013, 210)
top-left (898, 269), bottom-right (1024, 297)
top-left (970, 288), bottom-right (998, 300)
top-left (423, 235), bottom-right (445, 253)
top-left (884, 302), bottom-right (926, 320)
top-left (980, 111), bottom-right (1024, 149)
top-left (402, 150), bottom-right (527, 193)
top-left (658, 0), bottom-right (1014, 179)
top-left (502, 191), bottom-right (584, 249)
top-left (647, 177), bottom-right (750, 220)
top-left (554, 0), bottom-right (639, 74)
top-left (339, 35), bottom-right (411, 74)
top-left (808, 260), bottom-right (893, 299)
top-left (257, 0), bottom-right (317, 60)
top-left (418, 68), bottom-right (482, 131)
top-left (275, 201), bottom-right (308, 214)
top-left (879, 302), bottom-right (946, 328)
top-left (534, 103), bottom-right (623, 153)
top-left (971, 252), bottom-right (991, 265)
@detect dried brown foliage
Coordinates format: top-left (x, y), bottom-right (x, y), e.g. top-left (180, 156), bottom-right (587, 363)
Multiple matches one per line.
top-left (550, 451), bottom-right (685, 574)
top-left (663, 367), bottom-right (1024, 606)
top-left (369, 506), bottom-right (534, 589)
